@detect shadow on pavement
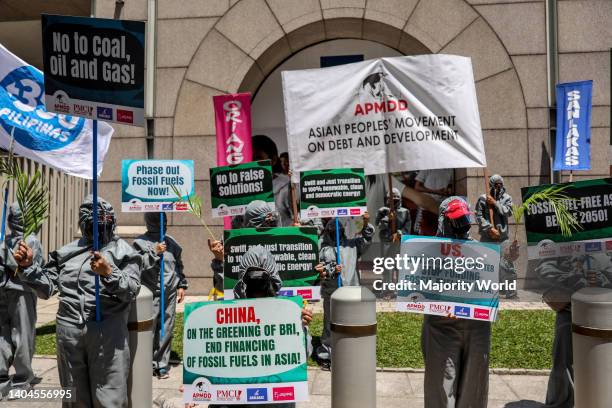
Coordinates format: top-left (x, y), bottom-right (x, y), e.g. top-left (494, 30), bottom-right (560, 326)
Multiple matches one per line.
top-left (505, 400), bottom-right (545, 408)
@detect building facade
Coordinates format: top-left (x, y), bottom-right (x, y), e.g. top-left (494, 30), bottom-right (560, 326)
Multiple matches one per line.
top-left (1, 0), bottom-right (610, 292)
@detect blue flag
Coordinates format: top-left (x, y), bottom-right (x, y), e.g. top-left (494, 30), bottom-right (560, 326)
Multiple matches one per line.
top-left (553, 80), bottom-right (592, 171)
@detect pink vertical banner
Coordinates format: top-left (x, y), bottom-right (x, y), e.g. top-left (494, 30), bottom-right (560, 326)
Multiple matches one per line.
top-left (213, 92), bottom-right (253, 229)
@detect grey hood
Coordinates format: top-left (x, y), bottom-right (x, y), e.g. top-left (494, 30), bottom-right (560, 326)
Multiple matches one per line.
top-left (233, 245), bottom-right (282, 299)
top-left (437, 195), bottom-right (471, 239)
top-left (243, 200), bottom-right (278, 228)
top-left (489, 174), bottom-right (506, 197)
top-left (78, 195), bottom-right (116, 245)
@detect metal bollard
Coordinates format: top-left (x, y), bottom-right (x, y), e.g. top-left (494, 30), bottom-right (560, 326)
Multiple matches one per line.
top-left (127, 285), bottom-right (154, 408)
top-left (571, 287), bottom-right (612, 408)
top-left (331, 286), bottom-right (377, 408)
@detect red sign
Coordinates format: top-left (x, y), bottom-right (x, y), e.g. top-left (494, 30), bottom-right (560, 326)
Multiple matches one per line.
top-left (117, 109), bottom-right (134, 124)
top-left (272, 387), bottom-right (294, 401)
top-left (474, 308), bottom-right (490, 320)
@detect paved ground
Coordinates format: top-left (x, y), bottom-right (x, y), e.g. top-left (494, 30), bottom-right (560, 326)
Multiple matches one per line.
top-left (2, 356), bottom-right (549, 407)
top-left (23, 291), bottom-right (550, 406)
top-left (35, 290), bottom-right (547, 328)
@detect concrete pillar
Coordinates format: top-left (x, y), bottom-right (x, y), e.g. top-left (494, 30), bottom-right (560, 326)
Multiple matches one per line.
top-left (127, 285), bottom-right (154, 408)
top-left (571, 287), bottom-right (612, 408)
top-left (331, 286), bottom-right (377, 408)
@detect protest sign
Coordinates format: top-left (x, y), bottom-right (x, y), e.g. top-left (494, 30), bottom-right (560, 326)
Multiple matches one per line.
top-left (522, 178), bottom-right (612, 259)
top-left (395, 235), bottom-right (500, 322)
top-left (41, 15), bottom-right (145, 126)
top-left (224, 227), bottom-right (320, 300)
top-left (282, 55), bottom-right (486, 180)
top-left (121, 159), bottom-right (194, 212)
top-left (299, 168), bottom-right (367, 219)
top-left (0, 43), bottom-right (113, 179)
top-left (553, 81), bottom-right (592, 171)
top-left (213, 93), bottom-right (253, 166)
top-left (210, 160), bottom-right (274, 218)
top-left (183, 297), bottom-right (308, 404)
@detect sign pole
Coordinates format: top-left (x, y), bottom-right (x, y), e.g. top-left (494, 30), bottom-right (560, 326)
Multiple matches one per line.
top-left (483, 168), bottom-right (495, 227)
top-left (93, 119), bottom-right (101, 322)
top-left (335, 217), bottom-right (342, 288)
top-left (387, 173), bottom-right (396, 241)
top-left (160, 212), bottom-right (165, 338)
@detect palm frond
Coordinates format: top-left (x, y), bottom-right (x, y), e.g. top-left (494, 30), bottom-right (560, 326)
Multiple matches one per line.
top-left (0, 158), bottom-right (49, 238)
top-left (171, 184), bottom-right (215, 240)
top-left (513, 185), bottom-right (581, 238)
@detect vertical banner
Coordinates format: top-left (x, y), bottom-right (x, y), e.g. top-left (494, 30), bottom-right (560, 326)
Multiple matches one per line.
top-left (554, 80), bottom-right (593, 171)
top-left (214, 92), bottom-right (253, 229)
top-left (41, 15), bottom-right (145, 126)
top-left (213, 93), bottom-right (253, 166)
top-left (183, 297), bottom-right (308, 405)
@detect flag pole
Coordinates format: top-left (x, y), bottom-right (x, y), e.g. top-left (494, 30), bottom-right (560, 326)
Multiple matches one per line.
top-left (335, 217), bottom-right (342, 288)
top-left (160, 212), bottom-right (165, 338)
top-left (93, 119), bottom-right (101, 322)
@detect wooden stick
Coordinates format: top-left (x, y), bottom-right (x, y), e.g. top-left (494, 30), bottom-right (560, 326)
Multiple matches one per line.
top-left (289, 171), bottom-right (299, 225)
top-left (483, 168), bottom-right (495, 226)
top-left (387, 173), bottom-right (396, 240)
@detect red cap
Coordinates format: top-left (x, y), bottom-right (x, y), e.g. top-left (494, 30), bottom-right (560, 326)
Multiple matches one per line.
top-left (445, 199), bottom-right (471, 219)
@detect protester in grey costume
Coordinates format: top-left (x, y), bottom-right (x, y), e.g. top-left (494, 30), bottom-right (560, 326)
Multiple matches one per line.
top-left (0, 203), bottom-right (44, 397)
top-left (422, 196), bottom-right (491, 408)
top-left (315, 214), bottom-right (374, 368)
top-left (376, 188), bottom-right (411, 296)
top-left (252, 135), bottom-right (294, 226)
top-left (14, 196), bottom-right (142, 408)
top-left (208, 246), bottom-right (312, 408)
top-left (475, 174), bottom-right (518, 298)
top-left (209, 201), bottom-right (279, 298)
top-left (537, 254), bottom-right (611, 408)
top-left (133, 212), bottom-right (188, 379)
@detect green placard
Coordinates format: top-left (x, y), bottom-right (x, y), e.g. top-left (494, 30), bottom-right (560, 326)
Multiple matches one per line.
top-left (209, 160), bottom-right (274, 218)
top-left (223, 227), bottom-right (320, 300)
top-left (299, 168), bottom-right (367, 218)
top-left (522, 177), bottom-right (612, 244)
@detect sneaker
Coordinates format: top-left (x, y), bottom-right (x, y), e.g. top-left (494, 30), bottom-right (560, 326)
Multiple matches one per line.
top-left (157, 368), bottom-right (170, 379)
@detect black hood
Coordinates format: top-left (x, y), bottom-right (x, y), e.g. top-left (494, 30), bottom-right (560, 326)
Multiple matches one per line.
top-left (7, 202), bottom-right (24, 237)
top-left (144, 212), bottom-right (167, 234)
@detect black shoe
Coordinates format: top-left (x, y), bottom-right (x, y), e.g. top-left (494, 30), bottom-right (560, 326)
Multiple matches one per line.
top-left (318, 360), bottom-right (331, 371)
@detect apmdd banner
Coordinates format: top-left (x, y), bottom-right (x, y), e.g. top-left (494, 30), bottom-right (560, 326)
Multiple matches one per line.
top-left (300, 168), bottom-right (367, 219)
top-left (223, 227), bottom-right (320, 300)
top-left (553, 80), bottom-right (592, 171)
top-left (396, 235), bottom-right (500, 322)
top-left (121, 159), bottom-right (195, 212)
top-left (183, 297), bottom-right (308, 404)
top-left (282, 55), bottom-right (486, 181)
top-left (41, 14), bottom-right (145, 126)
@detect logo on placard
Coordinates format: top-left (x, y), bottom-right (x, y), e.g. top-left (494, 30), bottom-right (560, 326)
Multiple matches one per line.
top-left (321, 210), bottom-right (333, 217)
top-left (350, 208), bottom-right (361, 215)
top-left (559, 243), bottom-right (582, 255)
top-left (585, 242), bottom-right (602, 252)
top-left (297, 289), bottom-right (312, 299)
top-left (278, 290), bottom-right (293, 297)
top-left (354, 72), bottom-right (408, 116)
top-left (191, 378), bottom-right (213, 402)
top-left (537, 240), bottom-right (557, 258)
top-left (474, 308), bottom-right (490, 320)
top-left (272, 387), bottom-right (294, 401)
top-left (117, 109), bottom-right (133, 124)
top-left (606, 241), bottom-right (612, 251)
top-left (161, 203), bottom-right (173, 211)
top-left (73, 103), bottom-right (93, 117)
top-left (175, 203), bottom-right (188, 211)
top-left (217, 389), bottom-right (243, 402)
top-left (144, 204), bottom-right (160, 211)
top-left (337, 208), bottom-right (348, 216)
top-left (404, 303), bottom-right (425, 312)
top-left (0, 67), bottom-right (85, 151)
top-left (97, 106), bottom-right (113, 120)
top-left (454, 306), bottom-right (471, 318)
top-left (429, 303), bottom-right (452, 314)
top-left (247, 388), bottom-right (268, 402)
